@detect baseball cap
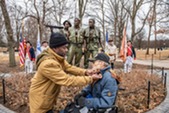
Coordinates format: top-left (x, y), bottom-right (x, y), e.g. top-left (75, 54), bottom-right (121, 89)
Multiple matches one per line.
top-left (88, 53), bottom-right (110, 64)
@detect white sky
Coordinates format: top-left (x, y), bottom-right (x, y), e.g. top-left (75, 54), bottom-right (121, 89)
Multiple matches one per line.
top-left (6, 0), bottom-right (169, 40)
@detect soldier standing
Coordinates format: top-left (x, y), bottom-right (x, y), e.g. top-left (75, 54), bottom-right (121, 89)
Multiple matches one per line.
top-left (63, 20), bottom-right (71, 40)
top-left (83, 18), bottom-right (103, 68)
top-left (67, 18), bottom-right (84, 67)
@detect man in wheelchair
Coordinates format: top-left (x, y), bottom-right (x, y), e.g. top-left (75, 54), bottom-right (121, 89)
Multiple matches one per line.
top-left (61, 53), bottom-right (119, 113)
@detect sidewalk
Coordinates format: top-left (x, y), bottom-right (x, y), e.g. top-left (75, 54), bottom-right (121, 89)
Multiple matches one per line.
top-left (116, 58), bottom-right (169, 69)
top-left (0, 104), bottom-right (15, 113)
top-left (133, 59), bottom-right (169, 69)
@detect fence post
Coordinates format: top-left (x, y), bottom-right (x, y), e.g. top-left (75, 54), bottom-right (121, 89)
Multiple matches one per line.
top-left (162, 67), bottom-right (164, 83)
top-left (164, 73), bottom-right (167, 89)
top-left (151, 54), bottom-right (154, 75)
top-left (2, 79), bottom-right (6, 104)
top-left (147, 80), bottom-right (150, 109)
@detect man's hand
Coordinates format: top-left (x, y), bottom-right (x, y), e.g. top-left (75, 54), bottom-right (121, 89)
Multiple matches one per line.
top-left (91, 74), bottom-right (102, 80)
top-left (85, 69), bottom-right (94, 76)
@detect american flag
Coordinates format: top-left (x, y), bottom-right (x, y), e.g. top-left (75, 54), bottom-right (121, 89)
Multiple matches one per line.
top-left (19, 33), bottom-right (26, 67)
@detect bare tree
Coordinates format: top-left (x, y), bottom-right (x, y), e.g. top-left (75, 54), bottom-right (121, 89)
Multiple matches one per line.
top-left (146, 0), bottom-right (159, 55)
top-left (134, 28), bottom-right (146, 49)
top-left (8, 0), bottom-right (26, 49)
top-left (107, 0), bottom-right (128, 48)
top-left (86, 0), bottom-right (108, 43)
top-left (153, 0), bottom-right (157, 54)
top-left (124, 0), bottom-right (152, 41)
top-left (51, 0), bottom-right (72, 25)
top-left (78, 0), bottom-right (89, 22)
top-left (146, 12), bottom-right (154, 55)
top-left (0, 0), bottom-right (16, 66)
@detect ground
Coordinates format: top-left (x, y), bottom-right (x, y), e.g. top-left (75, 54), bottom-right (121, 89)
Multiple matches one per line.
top-left (0, 48), bottom-right (168, 113)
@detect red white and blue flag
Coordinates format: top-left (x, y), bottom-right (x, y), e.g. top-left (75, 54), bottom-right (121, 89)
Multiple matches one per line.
top-left (19, 32), bottom-right (26, 67)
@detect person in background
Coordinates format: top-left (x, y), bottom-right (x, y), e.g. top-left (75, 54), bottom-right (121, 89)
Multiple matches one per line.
top-left (67, 18), bottom-right (84, 67)
top-left (105, 38), bottom-right (117, 69)
top-left (83, 18), bottom-right (103, 69)
top-left (29, 32), bottom-right (101, 113)
top-left (25, 41), bottom-right (35, 73)
top-left (41, 41), bottom-right (49, 52)
top-left (124, 40), bottom-right (136, 73)
top-left (63, 20), bottom-right (71, 41)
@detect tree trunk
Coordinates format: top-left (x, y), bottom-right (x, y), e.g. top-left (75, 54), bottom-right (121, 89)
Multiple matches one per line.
top-left (154, 0), bottom-right (157, 54)
top-left (101, 0), bottom-right (105, 43)
top-left (114, 17), bottom-right (117, 45)
top-left (0, 0), bottom-right (16, 67)
top-left (78, 0), bottom-right (83, 22)
top-left (146, 24), bottom-right (152, 55)
top-left (131, 17), bottom-right (136, 41)
top-left (8, 41), bottom-right (16, 66)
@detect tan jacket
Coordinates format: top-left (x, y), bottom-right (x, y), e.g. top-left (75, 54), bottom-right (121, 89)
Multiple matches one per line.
top-left (29, 48), bottom-right (93, 113)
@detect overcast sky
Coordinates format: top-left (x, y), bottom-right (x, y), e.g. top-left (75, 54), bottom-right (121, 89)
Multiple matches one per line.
top-left (6, 0), bottom-right (169, 40)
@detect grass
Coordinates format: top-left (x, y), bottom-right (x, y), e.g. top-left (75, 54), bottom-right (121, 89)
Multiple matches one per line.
top-left (0, 49), bottom-right (167, 113)
top-left (136, 49), bottom-right (169, 60)
top-left (2, 69), bottom-right (165, 113)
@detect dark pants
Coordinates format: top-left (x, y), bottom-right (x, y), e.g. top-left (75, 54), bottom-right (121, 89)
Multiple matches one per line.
top-left (46, 110), bottom-right (54, 113)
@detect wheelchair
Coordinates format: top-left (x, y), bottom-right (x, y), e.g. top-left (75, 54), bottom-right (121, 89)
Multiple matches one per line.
top-left (60, 102), bottom-right (118, 113)
top-left (60, 89), bottom-right (119, 113)
top-left (60, 85), bottom-right (124, 113)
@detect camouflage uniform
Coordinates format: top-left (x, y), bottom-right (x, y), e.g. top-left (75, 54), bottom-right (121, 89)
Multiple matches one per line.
top-left (67, 27), bottom-right (84, 67)
top-left (83, 27), bottom-right (101, 68)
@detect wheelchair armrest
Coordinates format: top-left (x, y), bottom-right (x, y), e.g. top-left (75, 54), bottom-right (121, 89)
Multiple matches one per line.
top-left (97, 108), bottom-right (107, 112)
top-left (97, 105), bottom-right (118, 111)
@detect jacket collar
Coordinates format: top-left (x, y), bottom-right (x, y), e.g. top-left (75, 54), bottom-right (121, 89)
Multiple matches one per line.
top-left (100, 65), bottom-right (111, 75)
top-left (47, 48), bottom-right (64, 62)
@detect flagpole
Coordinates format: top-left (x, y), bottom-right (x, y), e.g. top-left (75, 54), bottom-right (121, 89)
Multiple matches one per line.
top-left (36, 24), bottom-right (41, 57)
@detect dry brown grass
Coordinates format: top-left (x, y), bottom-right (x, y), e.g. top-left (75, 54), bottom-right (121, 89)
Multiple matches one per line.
top-left (117, 70), bottom-right (165, 113)
top-left (4, 72), bottom-right (32, 112)
top-left (1, 69), bottom-right (165, 113)
top-left (136, 49), bottom-right (169, 60)
top-left (0, 49), bottom-right (166, 113)
top-left (0, 47), bottom-right (7, 52)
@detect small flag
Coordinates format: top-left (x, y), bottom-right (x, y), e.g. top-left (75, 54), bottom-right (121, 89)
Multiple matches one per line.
top-left (19, 32), bottom-right (25, 67)
top-left (105, 31), bottom-right (109, 47)
top-left (120, 26), bottom-right (127, 62)
top-left (36, 27), bottom-right (41, 57)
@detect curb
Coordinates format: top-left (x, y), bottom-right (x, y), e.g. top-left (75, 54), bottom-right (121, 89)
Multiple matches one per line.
top-left (0, 104), bottom-right (16, 113)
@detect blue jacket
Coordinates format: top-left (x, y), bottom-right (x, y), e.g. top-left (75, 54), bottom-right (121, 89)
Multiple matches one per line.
top-left (82, 66), bottom-right (118, 109)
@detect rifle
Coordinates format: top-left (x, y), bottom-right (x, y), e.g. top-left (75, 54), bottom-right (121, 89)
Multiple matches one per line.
top-left (45, 25), bottom-right (64, 33)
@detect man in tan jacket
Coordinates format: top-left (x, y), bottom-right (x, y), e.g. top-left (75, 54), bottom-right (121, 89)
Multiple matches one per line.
top-left (29, 33), bottom-right (101, 113)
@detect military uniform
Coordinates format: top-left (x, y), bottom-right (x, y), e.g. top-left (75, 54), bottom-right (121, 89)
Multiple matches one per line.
top-left (67, 27), bottom-right (84, 66)
top-left (83, 27), bottom-right (101, 68)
